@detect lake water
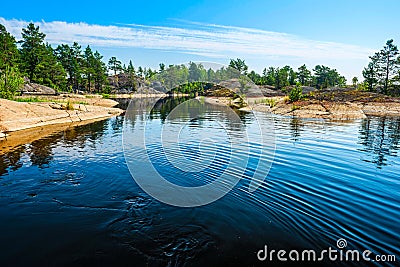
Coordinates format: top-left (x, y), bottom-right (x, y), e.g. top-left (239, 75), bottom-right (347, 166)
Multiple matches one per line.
top-left (0, 97), bottom-right (399, 266)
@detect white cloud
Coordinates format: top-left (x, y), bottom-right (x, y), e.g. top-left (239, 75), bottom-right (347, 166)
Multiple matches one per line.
top-left (0, 17), bottom-right (374, 61)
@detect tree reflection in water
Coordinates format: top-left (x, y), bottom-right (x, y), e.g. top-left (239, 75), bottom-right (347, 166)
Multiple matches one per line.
top-left (358, 116), bottom-right (400, 167)
top-left (1, 110), bottom-right (399, 177)
top-left (289, 118), bottom-right (304, 142)
top-left (0, 119), bottom-right (110, 176)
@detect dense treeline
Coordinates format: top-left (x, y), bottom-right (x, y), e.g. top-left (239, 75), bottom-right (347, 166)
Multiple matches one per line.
top-left (0, 23), bottom-right (144, 97)
top-left (0, 23), bottom-right (109, 94)
top-left (1, 22), bottom-right (400, 99)
top-left (246, 63), bottom-right (346, 89)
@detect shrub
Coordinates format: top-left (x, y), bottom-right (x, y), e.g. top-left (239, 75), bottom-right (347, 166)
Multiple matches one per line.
top-left (0, 67), bottom-right (24, 99)
top-left (283, 96), bottom-right (290, 103)
top-left (291, 104), bottom-right (301, 111)
top-left (288, 83), bottom-right (303, 102)
top-left (263, 98), bottom-right (277, 107)
top-left (64, 100), bottom-right (74, 110)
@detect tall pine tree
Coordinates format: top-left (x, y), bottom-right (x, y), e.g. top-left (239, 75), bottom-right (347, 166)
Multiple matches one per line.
top-left (19, 23), bottom-right (46, 81)
top-left (0, 24), bottom-right (19, 70)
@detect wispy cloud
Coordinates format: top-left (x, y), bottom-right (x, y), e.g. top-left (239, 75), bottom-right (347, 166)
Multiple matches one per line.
top-left (0, 17), bottom-right (373, 60)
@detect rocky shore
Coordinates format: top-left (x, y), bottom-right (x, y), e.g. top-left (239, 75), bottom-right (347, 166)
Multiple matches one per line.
top-left (1, 87), bottom-right (400, 142)
top-left (0, 95), bottom-right (123, 138)
top-left (252, 89), bottom-right (400, 120)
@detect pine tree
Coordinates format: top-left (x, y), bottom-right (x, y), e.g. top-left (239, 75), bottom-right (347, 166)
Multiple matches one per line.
top-left (127, 60), bottom-right (135, 74)
top-left (34, 44), bottom-right (66, 90)
top-left (108, 56), bottom-right (122, 75)
top-left (19, 23), bottom-right (46, 81)
top-left (71, 42), bottom-right (82, 91)
top-left (137, 66), bottom-right (144, 78)
top-left (375, 40), bottom-right (398, 94)
top-left (0, 24), bottom-right (19, 70)
top-left (297, 64), bottom-right (312, 86)
top-left (93, 51), bottom-right (107, 92)
top-left (229, 58), bottom-right (248, 75)
top-left (83, 45), bottom-right (95, 92)
top-left (0, 24), bottom-right (23, 98)
top-left (362, 57), bottom-right (379, 92)
top-left (362, 40), bottom-right (400, 94)
top-left (0, 66), bottom-right (24, 99)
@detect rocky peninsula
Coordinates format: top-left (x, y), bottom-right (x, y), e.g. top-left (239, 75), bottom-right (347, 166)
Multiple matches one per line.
top-left (0, 94), bottom-right (123, 139)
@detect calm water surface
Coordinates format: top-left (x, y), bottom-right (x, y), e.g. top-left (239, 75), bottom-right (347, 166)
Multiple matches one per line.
top-left (0, 97), bottom-right (399, 266)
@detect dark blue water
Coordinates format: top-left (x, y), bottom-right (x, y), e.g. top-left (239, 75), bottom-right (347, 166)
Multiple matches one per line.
top-left (0, 98), bottom-right (399, 266)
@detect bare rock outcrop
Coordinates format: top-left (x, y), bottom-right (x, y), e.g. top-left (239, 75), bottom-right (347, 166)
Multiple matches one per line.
top-left (0, 98), bottom-right (123, 137)
top-left (22, 82), bottom-right (57, 95)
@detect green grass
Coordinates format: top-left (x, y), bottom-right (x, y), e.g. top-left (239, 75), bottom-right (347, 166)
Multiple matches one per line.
top-left (65, 100), bottom-right (74, 110)
top-left (11, 96), bottom-right (87, 105)
top-left (12, 96), bottom-right (49, 103)
top-left (291, 104), bottom-right (301, 111)
top-left (255, 98), bottom-right (277, 107)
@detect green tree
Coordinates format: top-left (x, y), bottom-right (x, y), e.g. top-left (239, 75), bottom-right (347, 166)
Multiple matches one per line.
top-left (229, 58), bottom-right (248, 75)
top-left (19, 23), bottom-right (46, 81)
top-left (55, 42), bottom-right (83, 91)
top-left (367, 39), bottom-right (399, 94)
top-left (55, 44), bottom-right (73, 89)
top-left (83, 45), bottom-right (95, 92)
top-left (352, 77), bottom-right (358, 88)
top-left (274, 67), bottom-right (289, 89)
top-left (144, 67), bottom-right (157, 79)
top-left (0, 24), bottom-right (23, 98)
top-left (108, 56), bottom-right (122, 75)
top-left (287, 66), bottom-right (297, 85)
top-left (313, 65), bottom-right (330, 88)
top-left (297, 64), bottom-right (312, 86)
top-left (207, 68), bottom-right (216, 82)
top-left (127, 60), bottom-right (135, 74)
top-left (34, 44), bottom-right (66, 90)
top-left (0, 24), bottom-right (19, 70)
top-left (313, 65), bottom-right (346, 89)
top-left (362, 57), bottom-right (378, 91)
top-left (0, 66), bottom-right (24, 99)
top-left (188, 62), bottom-right (205, 82)
top-left (159, 63), bottom-right (165, 72)
top-left (71, 42), bottom-right (83, 90)
top-left (288, 82), bottom-right (303, 102)
top-left (93, 51), bottom-right (107, 92)
top-left (137, 66), bottom-right (144, 78)
top-left (247, 70), bottom-right (262, 85)
top-left (263, 67), bottom-right (276, 86)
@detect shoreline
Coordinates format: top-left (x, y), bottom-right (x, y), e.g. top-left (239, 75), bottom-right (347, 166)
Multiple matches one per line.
top-left (201, 96), bottom-right (400, 119)
top-left (0, 97), bottom-right (123, 139)
top-left (267, 99), bottom-right (400, 120)
top-left (0, 116), bottom-right (118, 155)
top-left (2, 92), bottom-right (400, 140)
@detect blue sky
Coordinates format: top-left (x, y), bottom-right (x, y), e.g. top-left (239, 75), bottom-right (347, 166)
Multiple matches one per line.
top-left (1, 0), bottom-right (400, 80)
